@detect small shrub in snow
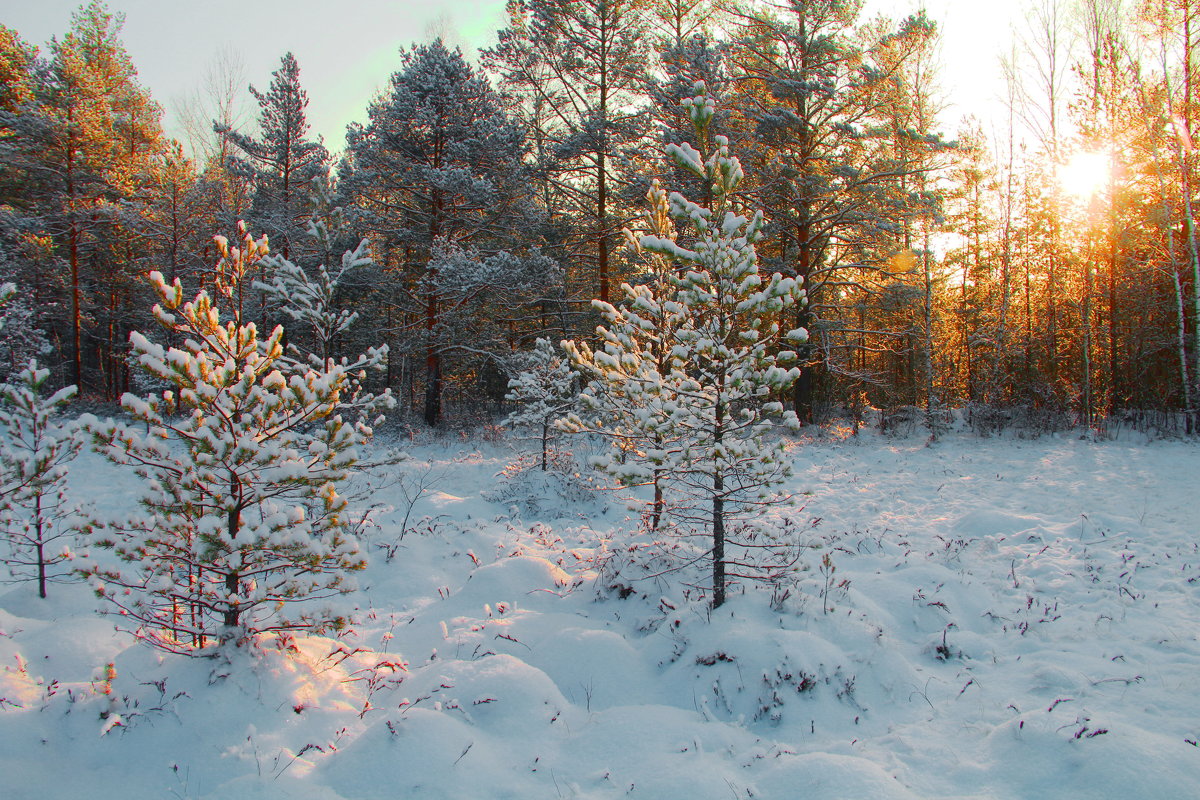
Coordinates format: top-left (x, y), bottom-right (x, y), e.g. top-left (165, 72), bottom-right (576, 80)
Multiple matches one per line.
top-left (0, 360), bottom-right (81, 598)
top-left (503, 338), bottom-right (578, 471)
top-left (78, 226), bottom-right (387, 654)
top-left (374, 459), bottom-right (442, 559)
top-left (482, 451), bottom-right (597, 519)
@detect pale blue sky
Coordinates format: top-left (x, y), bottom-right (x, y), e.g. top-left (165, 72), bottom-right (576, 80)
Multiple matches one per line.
top-left (2, 0), bottom-right (509, 152)
top-left (2, 0), bottom-right (1016, 154)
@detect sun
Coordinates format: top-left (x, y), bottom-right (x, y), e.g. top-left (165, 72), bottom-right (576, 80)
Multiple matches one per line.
top-left (1058, 150), bottom-right (1109, 200)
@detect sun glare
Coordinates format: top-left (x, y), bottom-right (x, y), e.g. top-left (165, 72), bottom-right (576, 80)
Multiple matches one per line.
top-left (1059, 150), bottom-right (1109, 200)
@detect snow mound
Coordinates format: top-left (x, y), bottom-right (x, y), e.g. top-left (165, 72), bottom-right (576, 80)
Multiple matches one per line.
top-left (4, 433), bottom-right (1200, 799)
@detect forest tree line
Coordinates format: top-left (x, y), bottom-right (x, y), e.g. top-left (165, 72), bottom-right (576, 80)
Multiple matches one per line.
top-left (1, 0), bottom-right (1198, 434)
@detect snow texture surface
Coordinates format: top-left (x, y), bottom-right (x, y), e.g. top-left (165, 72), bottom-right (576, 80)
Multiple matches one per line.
top-left (2, 428), bottom-right (1199, 799)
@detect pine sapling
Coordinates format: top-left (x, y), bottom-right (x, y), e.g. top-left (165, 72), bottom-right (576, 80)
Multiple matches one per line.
top-left (565, 82), bottom-right (808, 607)
top-left (561, 178), bottom-right (689, 529)
top-left (254, 183), bottom-right (380, 371)
top-left (504, 338), bottom-right (578, 470)
top-left (78, 225), bottom-right (386, 654)
top-left (0, 360), bottom-right (81, 598)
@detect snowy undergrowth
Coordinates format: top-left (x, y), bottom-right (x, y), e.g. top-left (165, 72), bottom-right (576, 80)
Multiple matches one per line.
top-left (1, 430), bottom-right (1199, 799)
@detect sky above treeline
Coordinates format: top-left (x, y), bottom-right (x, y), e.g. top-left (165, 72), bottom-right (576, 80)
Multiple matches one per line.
top-left (3, 0), bottom-right (1018, 154)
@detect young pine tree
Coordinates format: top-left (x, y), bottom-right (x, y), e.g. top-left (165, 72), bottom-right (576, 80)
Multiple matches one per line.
top-left (504, 338), bottom-right (577, 471)
top-left (254, 207), bottom-right (377, 368)
top-left (0, 359), bottom-right (81, 599)
top-left (560, 182), bottom-right (687, 529)
top-left (79, 226), bottom-right (384, 654)
top-left (567, 83), bottom-right (808, 608)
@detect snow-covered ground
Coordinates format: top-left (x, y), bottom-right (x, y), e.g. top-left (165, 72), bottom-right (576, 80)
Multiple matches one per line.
top-left (2, 427), bottom-right (1199, 799)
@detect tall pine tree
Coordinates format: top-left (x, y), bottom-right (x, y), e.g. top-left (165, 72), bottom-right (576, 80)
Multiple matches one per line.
top-left (343, 39), bottom-right (553, 426)
top-left (0, 2), bottom-right (164, 396)
top-left (484, 0), bottom-right (651, 307)
top-left (218, 52), bottom-right (329, 264)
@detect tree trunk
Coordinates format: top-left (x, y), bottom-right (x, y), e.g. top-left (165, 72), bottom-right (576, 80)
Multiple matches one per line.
top-left (598, 148), bottom-right (609, 305)
top-left (1082, 250), bottom-right (1094, 429)
top-left (651, 472), bottom-right (663, 531)
top-left (1174, 268), bottom-right (1192, 431)
top-left (711, 394), bottom-right (726, 609)
top-left (791, 304), bottom-right (817, 424)
top-left (424, 341), bottom-right (442, 428)
top-left (224, 470), bottom-right (242, 630)
top-left (711, 481), bottom-right (725, 610)
top-left (35, 491), bottom-right (46, 599)
top-left (66, 103), bottom-right (82, 392)
top-left (922, 233), bottom-right (936, 437)
top-left (425, 188), bottom-right (444, 427)
top-left (424, 291), bottom-right (442, 427)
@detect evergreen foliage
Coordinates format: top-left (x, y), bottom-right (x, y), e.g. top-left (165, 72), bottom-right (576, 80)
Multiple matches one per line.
top-left (484, 0), bottom-right (650, 305)
top-left (2, 3), bottom-right (1200, 436)
top-left (0, 358), bottom-right (80, 599)
top-left (560, 181), bottom-right (686, 530)
top-left (503, 337), bottom-right (577, 471)
top-left (565, 83), bottom-right (807, 607)
top-left (343, 39), bottom-right (556, 427)
top-left (78, 226), bottom-right (381, 654)
top-left (217, 52), bottom-right (329, 263)
top-left (0, 1), bottom-right (164, 393)
top-left (255, 217), bottom-right (373, 367)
